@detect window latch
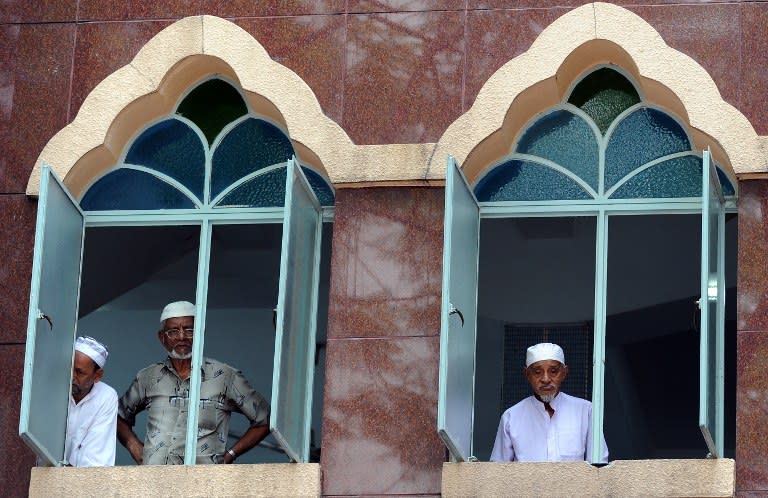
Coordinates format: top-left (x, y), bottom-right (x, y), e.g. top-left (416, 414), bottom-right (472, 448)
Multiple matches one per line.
top-left (448, 304), bottom-right (464, 327)
top-left (37, 310), bottom-right (53, 330)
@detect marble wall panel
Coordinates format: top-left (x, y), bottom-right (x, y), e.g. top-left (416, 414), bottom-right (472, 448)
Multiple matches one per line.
top-left (203, 0), bottom-right (345, 17)
top-left (321, 336), bottom-right (444, 496)
top-left (0, 23), bottom-right (75, 194)
top-left (0, 345), bottom-right (38, 498)
top-left (464, 7), bottom-right (566, 110)
top-left (741, 2), bottom-right (768, 135)
top-left (234, 15), bottom-right (346, 124)
top-left (71, 21), bottom-right (172, 121)
top-left (736, 331), bottom-right (768, 491)
top-left (343, 10), bottom-right (465, 144)
top-left (0, 0), bottom-right (77, 23)
top-left (77, 0), bottom-right (201, 22)
top-left (348, 0), bottom-right (465, 13)
top-left (737, 181), bottom-right (768, 332)
top-left (0, 195), bottom-right (36, 343)
top-left (328, 188), bottom-right (444, 339)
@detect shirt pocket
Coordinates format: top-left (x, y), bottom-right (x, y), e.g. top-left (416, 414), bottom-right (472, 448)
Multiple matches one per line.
top-left (558, 429), bottom-right (586, 460)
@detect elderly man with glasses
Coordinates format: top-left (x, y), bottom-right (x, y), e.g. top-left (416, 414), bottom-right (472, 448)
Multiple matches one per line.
top-left (116, 301), bottom-right (270, 465)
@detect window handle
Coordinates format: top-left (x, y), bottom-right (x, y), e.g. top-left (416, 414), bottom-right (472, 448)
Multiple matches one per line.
top-left (37, 310), bottom-right (53, 330)
top-left (448, 304), bottom-right (464, 327)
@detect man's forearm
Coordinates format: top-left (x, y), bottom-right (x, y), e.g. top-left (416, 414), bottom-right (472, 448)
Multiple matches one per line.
top-left (116, 416), bottom-right (144, 464)
top-left (224, 425), bottom-right (270, 464)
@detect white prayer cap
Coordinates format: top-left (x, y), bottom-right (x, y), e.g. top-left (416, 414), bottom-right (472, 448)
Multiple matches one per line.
top-left (75, 336), bottom-right (108, 368)
top-left (526, 342), bottom-right (565, 367)
top-left (160, 300), bottom-right (196, 323)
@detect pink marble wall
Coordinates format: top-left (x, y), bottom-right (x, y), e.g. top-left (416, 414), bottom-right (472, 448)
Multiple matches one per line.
top-left (321, 187), bottom-right (445, 496)
top-left (1, 2), bottom-right (768, 497)
top-left (737, 180), bottom-right (768, 496)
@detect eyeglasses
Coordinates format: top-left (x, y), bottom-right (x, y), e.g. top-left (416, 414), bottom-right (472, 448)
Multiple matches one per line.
top-left (162, 327), bottom-right (194, 339)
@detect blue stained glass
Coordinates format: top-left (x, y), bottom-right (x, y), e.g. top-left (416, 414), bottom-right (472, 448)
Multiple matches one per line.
top-left (81, 168), bottom-right (195, 210)
top-left (301, 166), bottom-right (335, 206)
top-left (516, 110), bottom-right (599, 190)
top-left (610, 155), bottom-right (702, 199)
top-left (125, 119), bottom-right (205, 201)
top-left (215, 168), bottom-right (287, 208)
top-left (475, 160), bottom-right (592, 202)
top-left (716, 167), bottom-right (736, 197)
top-left (605, 108), bottom-right (691, 190)
top-left (211, 118), bottom-right (294, 200)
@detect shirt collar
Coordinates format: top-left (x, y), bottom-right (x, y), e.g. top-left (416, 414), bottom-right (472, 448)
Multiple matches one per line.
top-left (162, 357), bottom-right (210, 380)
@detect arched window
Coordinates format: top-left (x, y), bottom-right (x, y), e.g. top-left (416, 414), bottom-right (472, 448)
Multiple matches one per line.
top-left (21, 78), bottom-right (333, 466)
top-left (438, 67), bottom-right (734, 463)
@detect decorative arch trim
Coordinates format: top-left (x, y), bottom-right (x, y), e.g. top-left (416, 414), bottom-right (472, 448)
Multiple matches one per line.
top-left (428, 2), bottom-right (766, 184)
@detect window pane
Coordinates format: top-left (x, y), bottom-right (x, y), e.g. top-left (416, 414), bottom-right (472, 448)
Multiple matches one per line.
top-left (605, 108), bottom-right (691, 190)
top-left (210, 118), bottom-right (294, 200)
top-left (215, 168), bottom-right (287, 208)
top-left (176, 79), bottom-right (248, 145)
top-left (302, 166), bottom-right (335, 207)
top-left (515, 110), bottom-right (599, 190)
top-left (475, 160), bottom-right (593, 202)
top-left (474, 217), bottom-right (596, 461)
top-left (605, 215), bottom-right (702, 459)
top-left (76, 225), bottom-right (200, 465)
top-left (125, 119), bottom-right (206, 201)
top-left (80, 169), bottom-right (195, 210)
top-left (203, 224), bottom-right (281, 463)
top-left (610, 155), bottom-right (702, 199)
top-left (567, 67), bottom-right (640, 134)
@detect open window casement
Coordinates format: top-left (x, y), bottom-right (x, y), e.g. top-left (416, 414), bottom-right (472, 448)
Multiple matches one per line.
top-left (270, 158), bottom-right (323, 463)
top-left (699, 149), bottom-right (726, 458)
top-left (19, 165), bottom-right (85, 466)
top-left (438, 157), bottom-right (480, 462)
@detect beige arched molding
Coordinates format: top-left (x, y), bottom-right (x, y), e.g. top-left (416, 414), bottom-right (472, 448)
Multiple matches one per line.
top-left (428, 2), bottom-right (767, 184)
top-left (27, 15), bottom-right (436, 197)
top-left (27, 5), bottom-right (768, 196)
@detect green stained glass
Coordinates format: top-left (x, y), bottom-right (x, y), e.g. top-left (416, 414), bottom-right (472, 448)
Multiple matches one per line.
top-left (605, 108), bottom-right (691, 191)
top-left (568, 68), bottom-right (640, 134)
top-left (125, 119), bottom-right (205, 201)
top-left (474, 160), bottom-right (592, 202)
top-left (176, 79), bottom-right (248, 145)
top-left (610, 155), bottom-right (702, 199)
top-left (515, 110), bottom-right (599, 190)
top-left (211, 118), bottom-right (294, 200)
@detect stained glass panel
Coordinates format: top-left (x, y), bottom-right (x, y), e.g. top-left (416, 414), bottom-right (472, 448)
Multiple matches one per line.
top-left (80, 168), bottom-right (196, 210)
top-left (211, 118), bottom-right (294, 200)
top-left (215, 168), bottom-right (287, 208)
top-left (125, 119), bottom-right (205, 201)
top-left (301, 166), bottom-right (335, 206)
top-left (568, 68), bottom-right (640, 134)
top-left (605, 108), bottom-right (691, 190)
top-left (516, 110), bottom-right (599, 190)
top-left (610, 155), bottom-right (702, 199)
top-left (177, 79), bottom-right (248, 145)
top-left (475, 160), bottom-right (592, 202)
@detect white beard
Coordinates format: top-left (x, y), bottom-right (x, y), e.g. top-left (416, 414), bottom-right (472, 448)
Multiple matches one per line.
top-left (539, 393), bottom-right (556, 403)
top-left (169, 350), bottom-right (192, 360)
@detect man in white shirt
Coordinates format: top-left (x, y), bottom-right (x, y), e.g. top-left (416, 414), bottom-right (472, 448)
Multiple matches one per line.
top-left (490, 342), bottom-right (608, 463)
top-left (65, 336), bottom-right (118, 467)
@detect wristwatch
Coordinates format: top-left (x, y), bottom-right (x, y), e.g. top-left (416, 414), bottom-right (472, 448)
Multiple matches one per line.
top-left (227, 448), bottom-right (237, 461)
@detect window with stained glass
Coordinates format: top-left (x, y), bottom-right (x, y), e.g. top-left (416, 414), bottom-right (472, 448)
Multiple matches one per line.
top-left (439, 66), bottom-right (735, 463)
top-left (20, 78), bottom-right (332, 467)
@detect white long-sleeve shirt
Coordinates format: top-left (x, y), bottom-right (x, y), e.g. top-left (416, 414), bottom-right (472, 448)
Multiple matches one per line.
top-left (489, 392), bottom-right (608, 463)
top-left (65, 381), bottom-right (118, 467)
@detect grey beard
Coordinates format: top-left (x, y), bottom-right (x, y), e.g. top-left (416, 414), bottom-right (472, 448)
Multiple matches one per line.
top-left (539, 393), bottom-right (556, 403)
top-left (169, 350), bottom-right (192, 360)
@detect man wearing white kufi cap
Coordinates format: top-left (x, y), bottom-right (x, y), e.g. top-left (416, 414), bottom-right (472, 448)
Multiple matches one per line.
top-left (490, 342), bottom-right (608, 463)
top-left (117, 300), bottom-right (270, 465)
top-left (65, 336), bottom-right (118, 467)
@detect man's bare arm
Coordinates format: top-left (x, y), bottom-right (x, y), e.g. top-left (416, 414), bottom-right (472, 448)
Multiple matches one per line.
top-left (116, 416), bottom-right (144, 464)
top-left (223, 425), bottom-right (270, 464)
